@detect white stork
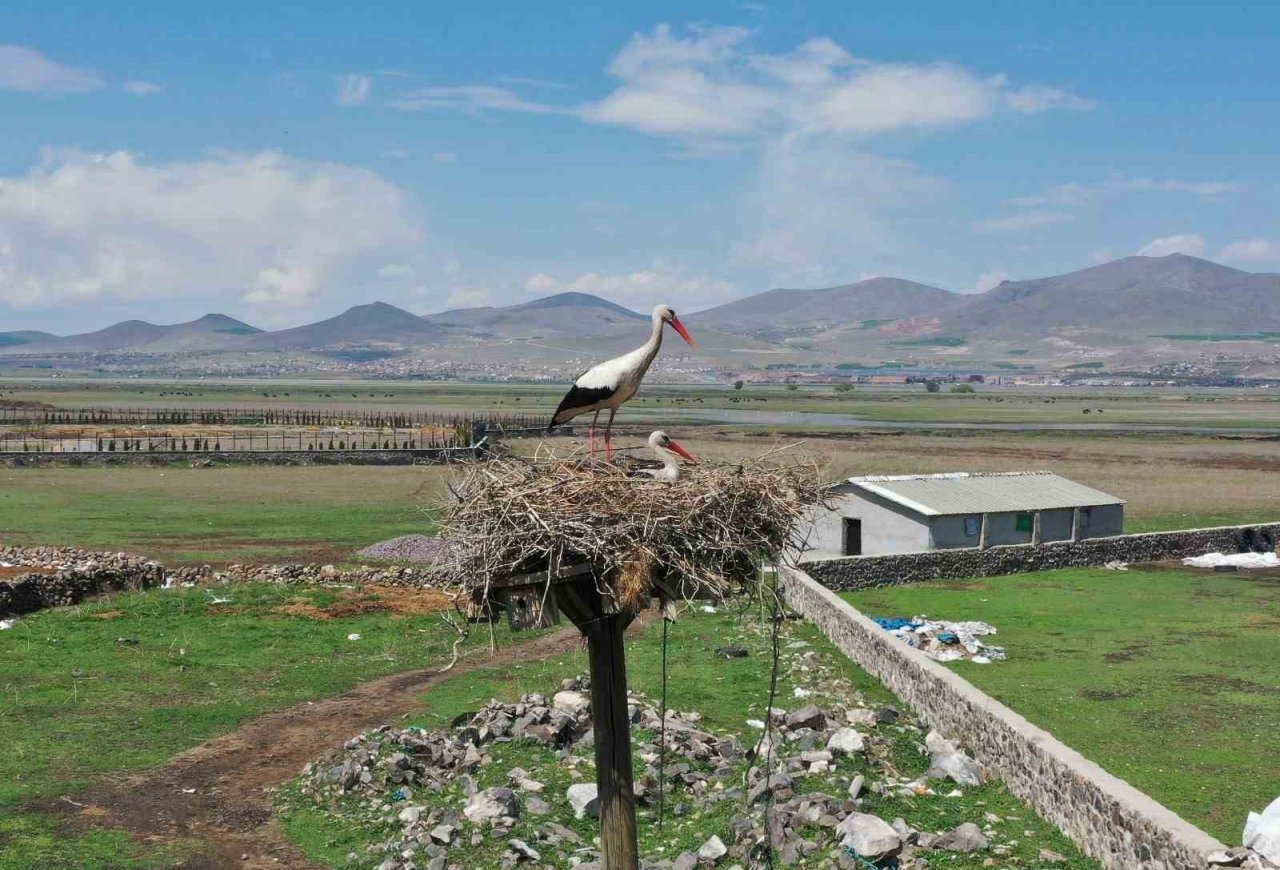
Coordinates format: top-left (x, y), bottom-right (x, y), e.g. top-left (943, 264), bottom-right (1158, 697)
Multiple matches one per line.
top-left (547, 304), bottom-right (695, 457)
top-left (630, 430), bottom-right (698, 481)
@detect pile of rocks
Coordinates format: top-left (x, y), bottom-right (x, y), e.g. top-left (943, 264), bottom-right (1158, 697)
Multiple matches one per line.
top-left (0, 545), bottom-right (164, 617)
top-left (296, 656), bottom-right (1015, 870)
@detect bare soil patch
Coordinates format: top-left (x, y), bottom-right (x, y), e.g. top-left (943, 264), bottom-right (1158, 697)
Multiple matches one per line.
top-left (276, 586), bottom-right (459, 620)
top-left (52, 626), bottom-right (588, 869)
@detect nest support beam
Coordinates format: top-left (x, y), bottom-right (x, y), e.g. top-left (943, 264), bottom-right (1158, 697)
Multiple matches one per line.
top-left (555, 573), bottom-right (640, 870)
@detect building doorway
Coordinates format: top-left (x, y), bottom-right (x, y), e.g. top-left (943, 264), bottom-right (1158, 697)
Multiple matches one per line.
top-left (842, 518), bottom-right (862, 556)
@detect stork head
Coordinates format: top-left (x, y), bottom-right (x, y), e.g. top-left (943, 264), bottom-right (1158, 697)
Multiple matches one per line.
top-left (654, 304), bottom-right (696, 347)
top-left (650, 430), bottom-right (698, 463)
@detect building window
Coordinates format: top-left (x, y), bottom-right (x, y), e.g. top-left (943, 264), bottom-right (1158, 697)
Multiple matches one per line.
top-left (1080, 508), bottom-right (1092, 530)
top-left (1015, 512), bottom-right (1034, 533)
top-left (964, 516), bottom-right (981, 537)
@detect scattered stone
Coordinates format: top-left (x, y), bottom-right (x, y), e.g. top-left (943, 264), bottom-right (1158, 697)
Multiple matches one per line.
top-left (553, 690), bottom-right (591, 717)
top-left (836, 813), bottom-right (902, 861)
top-left (463, 787), bottom-right (518, 824)
top-left (715, 645), bottom-right (750, 659)
top-left (826, 727), bottom-right (865, 755)
top-left (567, 783), bottom-right (600, 820)
top-left (507, 839), bottom-right (540, 862)
top-left (698, 835), bottom-right (728, 863)
top-left (935, 822), bottom-right (989, 853)
top-left (1038, 847), bottom-right (1068, 863)
top-left (785, 704), bottom-right (826, 731)
top-left (848, 775), bottom-right (865, 800)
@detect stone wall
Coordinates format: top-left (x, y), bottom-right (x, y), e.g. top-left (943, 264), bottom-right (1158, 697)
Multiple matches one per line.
top-left (805, 522), bottom-right (1280, 590)
top-left (1, 544), bottom-right (449, 618)
top-left (0, 545), bottom-right (165, 617)
top-left (779, 565), bottom-right (1228, 870)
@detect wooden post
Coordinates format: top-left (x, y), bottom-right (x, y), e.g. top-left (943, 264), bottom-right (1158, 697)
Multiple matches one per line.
top-left (589, 613), bottom-right (639, 869)
top-left (553, 571), bottom-right (640, 870)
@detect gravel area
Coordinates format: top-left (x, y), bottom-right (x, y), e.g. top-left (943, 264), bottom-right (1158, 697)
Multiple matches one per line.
top-left (357, 534), bottom-right (452, 564)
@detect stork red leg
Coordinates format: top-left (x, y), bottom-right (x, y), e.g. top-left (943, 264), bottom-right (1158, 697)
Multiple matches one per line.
top-left (604, 407), bottom-right (617, 460)
top-left (589, 409), bottom-right (602, 458)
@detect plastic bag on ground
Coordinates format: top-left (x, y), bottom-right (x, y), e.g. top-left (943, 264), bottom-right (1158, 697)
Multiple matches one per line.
top-left (1245, 796), bottom-right (1280, 863)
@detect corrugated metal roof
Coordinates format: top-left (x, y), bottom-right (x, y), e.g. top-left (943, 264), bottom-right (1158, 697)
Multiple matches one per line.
top-left (843, 471), bottom-right (1124, 516)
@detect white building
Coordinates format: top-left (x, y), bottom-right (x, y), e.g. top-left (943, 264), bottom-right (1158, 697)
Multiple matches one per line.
top-left (800, 471), bottom-right (1125, 560)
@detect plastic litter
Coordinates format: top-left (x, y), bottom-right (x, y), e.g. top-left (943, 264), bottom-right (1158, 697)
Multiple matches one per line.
top-left (1245, 795), bottom-right (1280, 864)
top-left (1185, 552), bottom-right (1280, 570)
top-left (873, 615), bottom-right (1007, 663)
top-left (1103, 560), bottom-right (1129, 571)
top-left (347, 633), bottom-right (362, 641)
top-left (0, 618), bottom-right (17, 630)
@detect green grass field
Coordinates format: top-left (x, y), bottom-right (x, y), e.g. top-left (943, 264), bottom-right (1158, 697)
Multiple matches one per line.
top-left (279, 610), bottom-right (1095, 869)
top-left (0, 583), bottom-right (522, 869)
top-left (0, 466), bottom-right (442, 563)
top-left (843, 566), bottom-right (1280, 842)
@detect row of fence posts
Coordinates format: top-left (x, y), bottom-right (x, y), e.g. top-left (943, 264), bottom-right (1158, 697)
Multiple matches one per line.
top-left (0, 406), bottom-right (543, 429)
top-left (0, 428), bottom-right (480, 454)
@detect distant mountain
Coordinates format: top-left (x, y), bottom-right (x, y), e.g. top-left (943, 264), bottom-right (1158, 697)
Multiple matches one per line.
top-left (251, 302), bottom-right (444, 350)
top-left (0, 330), bottom-right (56, 349)
top-left (426, 292), bottom-right (645, 339)
top-left (0, 313), bottom-right (261, 353)
top-left (691, 278), bottom-right (960, 338)
top-left (942, 254), bottom-right (1280, 342)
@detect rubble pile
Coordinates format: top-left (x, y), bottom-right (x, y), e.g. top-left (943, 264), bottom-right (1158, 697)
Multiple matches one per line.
top-left (293, 628), bottom-right (1066, 870)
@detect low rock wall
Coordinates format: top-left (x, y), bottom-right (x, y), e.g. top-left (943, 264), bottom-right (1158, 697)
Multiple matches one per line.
top-left (0, 545), bottom-right (165, 617)
top-left (805, 522), bottom-right (1280, 590)
top-left (779, 565), bottom-right (1228, 870)
top-left (1, 544), bottom-right (449, 618)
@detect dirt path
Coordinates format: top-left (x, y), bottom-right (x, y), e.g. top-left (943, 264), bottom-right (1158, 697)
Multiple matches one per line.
top-left (56, 626), bottom-right (588, 869)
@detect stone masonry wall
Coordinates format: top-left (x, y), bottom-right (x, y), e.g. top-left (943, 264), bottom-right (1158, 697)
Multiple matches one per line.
top-left (0, 447), bottom-right (479, 469)
top-left (804, 522), bottom-right (1280, 590)
top-left (779, 566), bottom-right (1228, 870)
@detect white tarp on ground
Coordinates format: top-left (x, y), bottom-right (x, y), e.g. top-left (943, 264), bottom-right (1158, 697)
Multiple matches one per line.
top-left (1245, 796), bottom-right (1280, 863)
top-left (1183, 552), bottom-right (1280, 569)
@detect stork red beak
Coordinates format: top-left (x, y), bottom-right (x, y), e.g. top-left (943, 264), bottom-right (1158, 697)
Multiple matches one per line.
top-left (669, 316), bottom-right (696, 348)
top-left (668, 440), bottom-right (698, 463)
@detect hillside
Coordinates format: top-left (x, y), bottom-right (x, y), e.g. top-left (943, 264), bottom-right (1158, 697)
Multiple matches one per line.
top-left (0, 313), bottom-right (262, 353)
top-left (943, 254), bottom-right (1280, 342)
top-left (426, 292), bottom-right (645, 339)
top-left (252, 302), bottom-right (445, 350)
top-left (690, 277), bottom-right (960, 338)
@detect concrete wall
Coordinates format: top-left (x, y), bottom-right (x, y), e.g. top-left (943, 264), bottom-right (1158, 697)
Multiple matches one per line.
top-left (985, 510), bottom-right (1034, 546)
top-left (1087, 503), bottom-right (1126, 538)
top-left (804, 521), bottom-right (1280, 590)
top-left (801, 488), bottom-right (931, 560)
top-left (928, 514), bottom-right (981, 549)
top-left (779, 566), bottom-right (1228, 870)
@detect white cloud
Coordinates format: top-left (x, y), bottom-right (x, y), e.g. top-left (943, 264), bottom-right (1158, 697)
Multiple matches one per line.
top-left (122, 80), bottom-right (161, 96)
top-left (0, 45), bottom-right (102, 94)
top-left (1219, 238), bottom-right (1280, 263)
top-left (0, 149), bottom-right (426, 310)
top-left (973, 210), bottom-right (1071, 234)
top-left (1012, 176), bottom-right (1243, 207)
top-left (377, 263), bottom-right (414, 279)
top-left (389, 84), bottom-right (566, 114)
top-left (409, 25), bottom-right (1091, 144)
top-left (445, 286), bottom-right (492, 309)
top-left (336, 73), bottom-right (372, 106)
top-left (734, 139), bottom-right (937, 285)
top-left (971, 270), bottom-right (1010, 293)
top-left (1135, 234), bottom-right (1205, 257)
top-left (524, 262), bottom-right (737, 312)
top-left (1123, 177), bottom-right (1242, 195)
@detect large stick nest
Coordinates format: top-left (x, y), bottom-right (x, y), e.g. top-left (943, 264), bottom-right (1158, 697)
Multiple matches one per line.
top-left (439, 445), bottom-right (827, 608)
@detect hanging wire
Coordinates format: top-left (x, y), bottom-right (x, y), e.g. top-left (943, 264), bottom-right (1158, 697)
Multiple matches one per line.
top-left (754, 586), bottom-right (784, 869)
top-left (657, 610), bottom-right (670, 831)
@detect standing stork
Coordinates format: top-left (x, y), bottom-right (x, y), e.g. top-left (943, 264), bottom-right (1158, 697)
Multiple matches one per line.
top-left (548, 304), bottom-right (695, 458)
top-left (629, 430), bottom-right (698, 481)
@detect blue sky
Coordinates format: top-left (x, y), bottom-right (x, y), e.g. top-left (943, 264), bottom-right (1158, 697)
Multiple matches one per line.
top-left (2, 0), bottom-right (1278, 332)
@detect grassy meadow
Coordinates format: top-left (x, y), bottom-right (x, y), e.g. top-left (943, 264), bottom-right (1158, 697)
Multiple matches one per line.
top-left (0, 582), bottom-right (524, 869)
top-left (843, 566), bottom-right (1280, 842)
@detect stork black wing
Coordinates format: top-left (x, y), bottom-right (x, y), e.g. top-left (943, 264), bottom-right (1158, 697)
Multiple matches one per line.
top-left (548, 383), bottom-right (616, 430)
